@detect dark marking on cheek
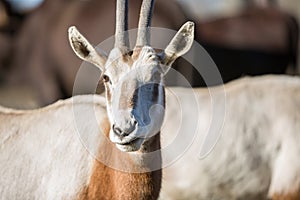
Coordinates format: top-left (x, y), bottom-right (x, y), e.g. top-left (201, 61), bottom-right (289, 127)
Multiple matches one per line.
top-left (146, 84), bottom-right (164, 104)
top-left (152, 84), bottom-right (159, 102)
top-left (161, 86), bottom-right (166, 108)
top-left (130, 91), bottom-right (138, 108)
top-left (105, 88), bottom-right (112, 103)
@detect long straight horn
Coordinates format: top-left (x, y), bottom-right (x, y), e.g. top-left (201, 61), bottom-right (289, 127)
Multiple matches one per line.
top-left (135, 0), bottom-right (154, 47)
top-left (115, 0), bottom-right (129, 49)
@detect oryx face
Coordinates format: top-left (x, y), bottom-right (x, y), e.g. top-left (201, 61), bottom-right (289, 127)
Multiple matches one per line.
top-left (68, 0), bottom-right (194, 152)
top-left (103, 47), bottom-right (165, 151)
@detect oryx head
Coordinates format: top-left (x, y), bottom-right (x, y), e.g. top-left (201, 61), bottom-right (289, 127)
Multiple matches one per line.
top-left (68, 0), bottom-right (194, 152)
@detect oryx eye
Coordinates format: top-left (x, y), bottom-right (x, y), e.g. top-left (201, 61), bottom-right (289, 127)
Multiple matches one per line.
top-left (102, 74), bottom-right (110, 83)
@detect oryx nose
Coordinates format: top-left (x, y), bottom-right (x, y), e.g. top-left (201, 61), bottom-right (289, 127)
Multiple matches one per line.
top-left (112, 119), bottom-right (137, 137)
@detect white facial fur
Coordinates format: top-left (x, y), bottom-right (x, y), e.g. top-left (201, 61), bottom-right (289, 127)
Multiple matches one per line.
top-left (104, 47), bottom-right (165, 152)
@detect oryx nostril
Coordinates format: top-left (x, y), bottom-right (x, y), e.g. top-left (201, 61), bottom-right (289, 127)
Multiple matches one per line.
top-left (112, 124), bottom-right (123, 136)
top-left (133, 119), bottom-right (137, 126)
top-left (112, 123), bottom-right (136, 137)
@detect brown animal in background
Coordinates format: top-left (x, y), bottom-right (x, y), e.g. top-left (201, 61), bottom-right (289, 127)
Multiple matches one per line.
top-left (6, 0), bottom-right (187, 106)
top-left (193, 2), bottom-right (299, 85)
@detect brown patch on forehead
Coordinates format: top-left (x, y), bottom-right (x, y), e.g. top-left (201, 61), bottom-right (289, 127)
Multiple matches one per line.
top-left (122, 53), bottom-right (134, 65)
top-left (132, 47), bottom-right (142, 60)
top-left (106, 51), bottom-right (134, 71)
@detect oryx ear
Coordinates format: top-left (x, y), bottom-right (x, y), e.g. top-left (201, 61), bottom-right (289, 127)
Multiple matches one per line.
top-left (68, 26), bottom-right (107, 71)
top-left (160, 21), bottom-right (194, 73)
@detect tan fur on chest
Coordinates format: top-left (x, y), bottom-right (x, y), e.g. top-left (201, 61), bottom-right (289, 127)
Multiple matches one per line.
top-left (79, 163), bottom-right (161, 200)
top-left (271, 188), bottom-right (300, 200)
top-left (78, 118), bottom-right (161, 200)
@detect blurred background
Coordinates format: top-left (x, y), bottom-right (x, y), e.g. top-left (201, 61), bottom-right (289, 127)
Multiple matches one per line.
top-left (0, 0), bottom-right (299, 109)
